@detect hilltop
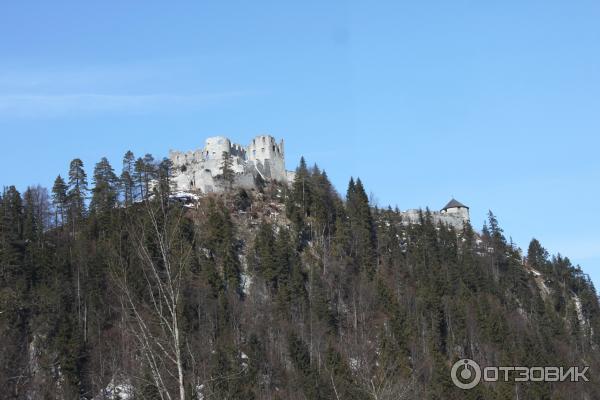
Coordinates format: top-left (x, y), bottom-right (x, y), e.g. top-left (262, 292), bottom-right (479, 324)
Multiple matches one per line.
top-left (0, 144), bottom-right (599, 399)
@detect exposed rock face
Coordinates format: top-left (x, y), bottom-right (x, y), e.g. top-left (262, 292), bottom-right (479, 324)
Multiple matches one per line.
top-left (169, 135), bottom-right (295, 193)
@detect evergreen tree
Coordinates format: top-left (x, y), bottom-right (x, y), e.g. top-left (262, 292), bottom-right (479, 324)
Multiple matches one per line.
top-left (2, 154), bottom-right (600, 399)
top-left (252, 221), bottom-right (277, 289)
top-left (331, 205), bottom-right (351, 260)
top-left (234, 189), bottom-right (251, 211)
top-left (0, 186), bottom-right (24, 268)
top-left (309, 168), bottom-right (338, 239)
top-left (287, 332), bottom-right (330, 399)
top-left (133, 154), bottom-right (156, 201)
top-left (203, 199), bottom-right (241, 293)
top-left (120, 150), bottom-right (136, 205)
top-left (487, 210), bottom-right (506, 249)
top-left (346, 177), bottom-right (376, 275)
top-left (156, 157), bottom-right (174, 200)
top-left (90, 157), bottom-right (118, 215)
top-left (22, 185), bottom-right (48, 244)
top-left (52, 175), bottom-right (68, 226)
top-left (287, 156), bottom-right (311, 221)
top-left (67, 158), bottom-right (88, 224)
top-left (527, 238), bottom-right (549, 272)
top-left (134, 157), bottom-right (146, 200)
top-left (219, 151), bottom-right (235, 189)
top-left (142, 153), bottom-right (156, 199)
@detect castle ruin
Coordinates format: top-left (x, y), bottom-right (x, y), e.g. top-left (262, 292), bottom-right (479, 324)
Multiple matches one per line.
top-left (169, 134), bottom-right (295, 193)
top-left (169, 134), bottom-right (470, 229)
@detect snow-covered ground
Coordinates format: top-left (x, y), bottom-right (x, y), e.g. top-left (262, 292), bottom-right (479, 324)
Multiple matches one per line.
top-left (573, 294), bottom-right (586, 326)
top-left (94, 379), bottom-right (133, 400)
top-left (170, 191), bottom-right (200, 201)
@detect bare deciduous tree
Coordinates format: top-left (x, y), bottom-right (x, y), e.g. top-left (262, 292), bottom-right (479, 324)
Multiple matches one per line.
top-left (111, 199), bottom-right (193, 400)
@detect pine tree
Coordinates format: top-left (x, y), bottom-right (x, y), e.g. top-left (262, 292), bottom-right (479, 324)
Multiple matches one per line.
top-left (310, 168), bottom-right (338, 239)
top-left (219, 151), bottom-right (235, 189)
top-left (0, 186), bottom-right (24, 268)
top-left (288, 332), bottom-right (311, 376)
top-left (3, 152), bottom-right (600, 399)
top-left (487, 210), bottom-right (505, 249)
top-left (156, 157), bottom-right (174, 200)
top-left (346, 177), bottom-right (376, 275)
top-left (90, 157), bottom-right (118, 215)
top-left (67, 158), bottom-right (88, 225)
top-left (22, 185), bottom-right (48, 244)
top-left (203, 200), bottom-right (241, 293)
top-left (52, 175), bottom-right (68, 227)
top-left (287, 332), bottom-right (330, 399)
top-left (142, 153), bottom-right (156, 199)
top-left (134, 157), bottom-right (146, 200)
top-left (331, 206), bottom-right (351, 260)
top-left (486, 210), bottom-right (507, 280)
top-left (252, 221), bottom-right (277, 289)
top-left (527, 238), bottom-right (549, 272)
top-left (121, 150), bottom-right (135, 205)
top-left (273, 227), bottom-right (305, 316)
top-left (288, 157), bottom-right (311, 220)
top-left (234, 189), bottom-right (251, 211)
top-left (133, 154), bottom-right (156, 201)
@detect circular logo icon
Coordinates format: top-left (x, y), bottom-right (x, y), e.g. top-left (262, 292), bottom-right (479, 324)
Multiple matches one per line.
top-left (451, 359), bottom-right (481, 389)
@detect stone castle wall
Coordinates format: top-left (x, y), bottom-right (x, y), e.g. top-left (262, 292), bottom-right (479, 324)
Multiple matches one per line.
top-left (399, 208), bottom-right (470, 230)
top-left (169, 134), bottom-right (291, 193)
top-left (169, 134), bottom-right (470, 229)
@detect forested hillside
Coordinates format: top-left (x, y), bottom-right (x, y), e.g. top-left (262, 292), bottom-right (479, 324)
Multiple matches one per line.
top-left (1, 153), bottom-right (599, 399)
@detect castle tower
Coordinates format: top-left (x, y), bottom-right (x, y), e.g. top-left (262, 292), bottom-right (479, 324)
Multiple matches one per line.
top-left (440, 198), bottom-right (470, 221)
top-left (246, 134), bottom-right (286, 181)
top-left (204, 136), bottom-right (232, 160)
top-left (247, 135), bottom-right (281, 161)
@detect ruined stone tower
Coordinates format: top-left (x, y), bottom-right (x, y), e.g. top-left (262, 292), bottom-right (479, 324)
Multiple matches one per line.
top-left (168, 134), bottom-right (293, 193)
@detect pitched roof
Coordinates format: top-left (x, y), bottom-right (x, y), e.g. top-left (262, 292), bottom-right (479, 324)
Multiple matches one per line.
top-left (442, 198), bottom-right (468, 211)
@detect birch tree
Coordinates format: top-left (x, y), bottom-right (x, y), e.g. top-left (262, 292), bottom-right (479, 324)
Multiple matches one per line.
top-left (111, 197), bottom-right (193, 400)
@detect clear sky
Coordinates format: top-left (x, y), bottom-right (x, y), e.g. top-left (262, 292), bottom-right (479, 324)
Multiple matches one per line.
top-left (1, 1), bottom-right (599, 286)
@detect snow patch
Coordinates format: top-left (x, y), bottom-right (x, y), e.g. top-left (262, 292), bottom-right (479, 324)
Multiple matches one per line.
top-left (525, 266), bottom-right (551, 298)
top-left (241, 272), bottom-right (252, 295)
top-left (529, 268), bottom-right (541, 277)
top-left (573, 294), bottom-right (585, 326)
top-left (95, 379), bottom-right (133, 400)
top-left (171, 191), bottom-right (199, 202)
top-left (241, 352), bottom-right (249, 369)
top-left (196, 384), bottom-right (205, 400)
top-left (349, 357), bottom-right (359, 371)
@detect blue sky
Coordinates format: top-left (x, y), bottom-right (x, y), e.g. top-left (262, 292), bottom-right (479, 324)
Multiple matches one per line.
top-left (1, 1), bottom-right (599, 285)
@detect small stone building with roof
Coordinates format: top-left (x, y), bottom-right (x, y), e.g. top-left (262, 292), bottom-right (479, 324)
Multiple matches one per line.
top-left (440, 198), bottom-right (470, 221)
top-left (399, 198), bottom-right (470, 230)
